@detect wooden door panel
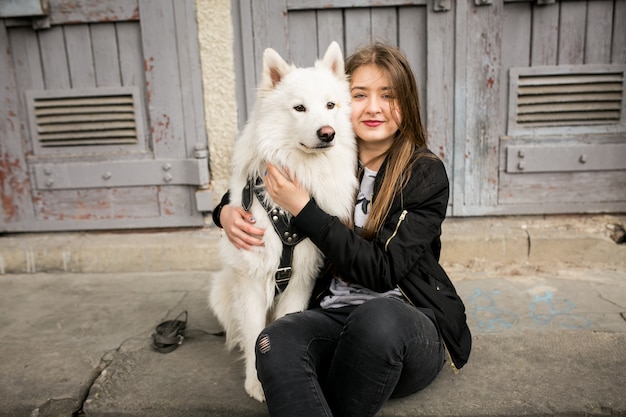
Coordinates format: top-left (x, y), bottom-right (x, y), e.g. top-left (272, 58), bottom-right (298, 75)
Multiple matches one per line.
top-left (0, 0), bottom-right (209, 232)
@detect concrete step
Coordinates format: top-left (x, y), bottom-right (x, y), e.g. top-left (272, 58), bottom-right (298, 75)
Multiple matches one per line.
top-left (1, 214), bottom-right (625, 274)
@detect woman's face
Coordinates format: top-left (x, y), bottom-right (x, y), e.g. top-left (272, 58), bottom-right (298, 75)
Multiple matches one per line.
top-left (350, 64), bottom-right (401, 154)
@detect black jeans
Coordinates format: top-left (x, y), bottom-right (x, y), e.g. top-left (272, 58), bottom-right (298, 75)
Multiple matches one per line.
top-left (255, 297), bottom-right (444, 417)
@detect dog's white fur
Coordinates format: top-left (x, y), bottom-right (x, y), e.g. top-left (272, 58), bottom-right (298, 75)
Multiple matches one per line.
top-left (209, 42), bottom-right (357, 402)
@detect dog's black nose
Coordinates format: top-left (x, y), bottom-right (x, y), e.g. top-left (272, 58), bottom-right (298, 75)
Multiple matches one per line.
top-left (317, 126), bottom-right (335, 143)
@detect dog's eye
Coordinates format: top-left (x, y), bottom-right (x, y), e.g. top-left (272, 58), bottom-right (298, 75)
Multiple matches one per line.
top-left (327, 102), bottom-right (335, 110)
top-left (294, 105), bottom-right (306, 112)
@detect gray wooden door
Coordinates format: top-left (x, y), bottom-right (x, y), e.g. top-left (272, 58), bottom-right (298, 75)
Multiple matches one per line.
top-left (0, 0), bottom-right (209, 232)
top-left (454, 0), bottom-right (626, 216)
top-left (233, 0), bottom-right (626, 216)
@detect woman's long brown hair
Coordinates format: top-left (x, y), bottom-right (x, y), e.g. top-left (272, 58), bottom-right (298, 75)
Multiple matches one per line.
top-left (346, 43), bottom-right (431, 240)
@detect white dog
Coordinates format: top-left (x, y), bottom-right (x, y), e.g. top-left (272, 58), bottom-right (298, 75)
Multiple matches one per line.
top-left (209, 42), bottom-right (357, 402)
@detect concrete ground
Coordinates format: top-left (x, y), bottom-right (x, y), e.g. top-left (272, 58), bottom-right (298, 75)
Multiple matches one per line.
top-left (0, 214), bottom-right (625, 417)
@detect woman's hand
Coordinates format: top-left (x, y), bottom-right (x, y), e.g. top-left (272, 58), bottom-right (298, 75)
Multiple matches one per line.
top-left (220, 204), bottom-right (265, 250)
top-left (264, 164), bottom-right (310, 216)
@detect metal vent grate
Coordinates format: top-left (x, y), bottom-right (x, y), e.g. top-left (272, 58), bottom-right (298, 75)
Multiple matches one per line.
top-left (26, 87), bottom-right (145, 153)
top-left (32, 94), bottom-right (138, 147)
top-left (515, 71), bottom-right (623, 127)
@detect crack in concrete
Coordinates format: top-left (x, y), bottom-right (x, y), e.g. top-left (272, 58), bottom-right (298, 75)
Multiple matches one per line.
top-left (598, 293), bottom-right (626, 310)
top-left (72, 295), bottom-right (191, 416)
top-left (71, 326), bottom-right (156, 417)
top-left (523, 227), bottom-right (532, 259)
top-left (71, 349), bottom-right (116, 417)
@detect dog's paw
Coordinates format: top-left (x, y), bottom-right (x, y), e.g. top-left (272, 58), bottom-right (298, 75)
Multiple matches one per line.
top-left (245, 377), bottom-right (266, 403)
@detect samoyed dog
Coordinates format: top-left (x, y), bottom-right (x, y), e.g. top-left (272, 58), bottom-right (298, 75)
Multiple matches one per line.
top-left (209, 42), bottom-right (357, 402)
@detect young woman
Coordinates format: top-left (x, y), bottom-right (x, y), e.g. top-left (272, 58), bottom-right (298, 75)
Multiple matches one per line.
top-left (213, 43), bottom-right (471, 417)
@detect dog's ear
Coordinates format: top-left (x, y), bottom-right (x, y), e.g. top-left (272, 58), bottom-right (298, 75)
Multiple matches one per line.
top-left (318, 41), bottom-right (345, 78)
top-left (261, 48), bottom-right (292, 91)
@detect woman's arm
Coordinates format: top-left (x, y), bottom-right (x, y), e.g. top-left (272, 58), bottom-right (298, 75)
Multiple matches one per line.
top-left (212, 191), bottom-right (266, 250)
top-left (289, 157), bottom-right (449, 293)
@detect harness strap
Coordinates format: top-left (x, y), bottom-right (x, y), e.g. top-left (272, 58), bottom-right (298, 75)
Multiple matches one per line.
top-left (243, 177), bottom-right (306, 293)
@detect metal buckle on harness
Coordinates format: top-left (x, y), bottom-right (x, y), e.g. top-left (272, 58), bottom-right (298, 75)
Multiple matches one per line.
top-left (275, 267), bottom-right (292, 292)
top-left (275, 267), bottom-right (292, 281)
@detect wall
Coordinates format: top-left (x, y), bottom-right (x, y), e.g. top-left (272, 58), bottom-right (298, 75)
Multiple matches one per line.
top-left (195, 0), bottom-right (238, 205)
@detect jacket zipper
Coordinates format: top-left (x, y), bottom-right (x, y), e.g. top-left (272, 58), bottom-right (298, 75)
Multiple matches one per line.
top-left (397, 284), bottom-right (459, 374)
top-left (384, 209), bottom-right (408, 252)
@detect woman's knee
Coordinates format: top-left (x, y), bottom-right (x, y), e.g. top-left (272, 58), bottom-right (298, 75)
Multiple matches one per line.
top-left (347, 299), bottom-right (404, 336)
top-left (255, 311), bottom-right (328, 371)
top-left (345, 298), bottom-right (438, 350)
top-left (255, 315), bottom-right (300, 368)
top-left (256, 310), bottom-right (339, 382)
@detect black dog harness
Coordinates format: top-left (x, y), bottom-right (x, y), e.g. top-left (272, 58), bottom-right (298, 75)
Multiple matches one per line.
top-left (242, 176), bottom-right (306, 293)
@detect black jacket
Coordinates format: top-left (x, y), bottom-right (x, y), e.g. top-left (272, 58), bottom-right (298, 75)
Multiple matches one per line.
top-left (291, 149), bottom-right (471, 370)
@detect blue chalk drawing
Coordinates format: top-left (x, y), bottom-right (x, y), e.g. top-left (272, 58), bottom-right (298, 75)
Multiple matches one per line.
top-left (529, 291), bottom-right (590, 330)
top-left (469, 289), bottom-right (519, 332)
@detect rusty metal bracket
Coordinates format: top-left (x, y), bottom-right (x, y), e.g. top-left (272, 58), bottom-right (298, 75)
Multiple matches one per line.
top-left (433, 0), bottom-right (451, 12)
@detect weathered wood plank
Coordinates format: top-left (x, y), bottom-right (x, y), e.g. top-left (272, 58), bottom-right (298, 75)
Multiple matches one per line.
top-left (502, 2), bottom-right (530, 68)
top-left (117, 22), bottom-right (144, 87)
top-left (8, 27), bottom-right (44, 92)
top-left (425, 3), bottom-right (453, 171)
top-left (398, 6), bottom-right (426, 115)
top-left (7, 27), bottom-right (42, 162)
top-left (502, 1), bottom-right (530, 139)
top-left (173, 0), bottom-right (208, 155)
top-left (288, 10), bottom-right (318, 67)
top-left (345, 8), bottom-right (371, 54)
top-left (0, 22), bottom-right (35, 227)
top-left (253, 0), bottom-right (289, 77)
top-left (463, 1), bottom-right (503, 207)
top-left (371, 7), bottom-right (397, 45)
top-left (38, 26), bottom-right (71, 89)
top-left (64, 24), bottom-right (96, 88)
top-left (184, 0), bottom-right (209, 158)
top-left (530, 2), bottom-right (558, 66)
top-left (558, 1), bottom-right (586, 65)
top-left (316, 9), bottom-right (344, 56)
top-left (611, 0), bottom-right (626, 64)
top-left (91, 23), bottom-right (121, 87)
top-left (585, 0), bottom-right (613, 64)
top-left (452, 0), bottom-right (469, 214)
top-left (235, 0), bottom-right (256, 122)
top-left (139, 0), bottom-right (185, 158)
